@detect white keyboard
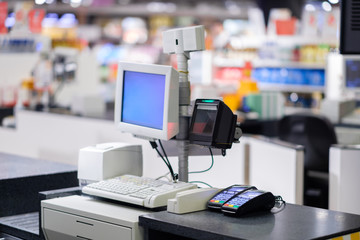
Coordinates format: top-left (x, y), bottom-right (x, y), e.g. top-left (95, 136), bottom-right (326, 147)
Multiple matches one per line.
top-left (82, 175), bottom-right (197, 208)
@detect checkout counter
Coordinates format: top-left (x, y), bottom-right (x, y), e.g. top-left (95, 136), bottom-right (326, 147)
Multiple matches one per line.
top-left (0, 152), bottom-right (78, 239)
top-left (38, 192), bottom-right (360, 240)
top-left (1, 107), bottom-right (360, 239)
top-left (1, 148), bottom-right (360, 240)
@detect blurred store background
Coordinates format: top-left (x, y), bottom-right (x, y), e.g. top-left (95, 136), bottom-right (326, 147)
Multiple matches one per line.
top-left (0, 0), bottom-right (354, 130)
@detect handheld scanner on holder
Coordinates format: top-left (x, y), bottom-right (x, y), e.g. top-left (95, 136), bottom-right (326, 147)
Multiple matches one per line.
top-left (189, 99), bottom-right (242, 150)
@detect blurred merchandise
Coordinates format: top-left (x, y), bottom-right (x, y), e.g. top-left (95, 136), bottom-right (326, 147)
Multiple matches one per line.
top-left (103, 19), bottom-right (122, 40)
top-left (267, 8), bottom-right (293, 36)
top-left (236, 62), bottom-right (259, 107)
top-left (321, 8), bottom-right (339, 38)
top-left (11, 2), bottom-right (33, 34)
top-left (121, 17), bottom-right (148, 45)
top-left (28, 9), bottom-right (45, 34)
top-left (0, 2), bottom-right (7, 34)
top-left (301, 7), bottom-right (318, 37)
top-left (53, 47), bottom-right (78, 82)
top-left (223, 62), bottom-right (259, 111)
top-left (96, 43), bottom-right (161, 83)
top-left (243, 92), bottom-right (285, 119)
top-left (2, 115), bottom-right (15, 128)
top-left (275, 17), bottom-right (297, 35)
top-left (2, 86), bottom-right (17, 108)
top-left (41, 13), bottom-right (83, 50)
top-left (252, 67), bottom-right (325, 87)
top-left (215, 67), bottom-right (243, 84)
top-left (18, 77), bottom-right (34, 108)
top-left (0, 36), bottom-right (36, 53)
top-left (0, 2), bottom-right (340, 115)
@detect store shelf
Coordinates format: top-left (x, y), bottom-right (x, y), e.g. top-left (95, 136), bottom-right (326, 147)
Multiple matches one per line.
top-left (253, 60), bottom-right (326, 69)
top-left (258, 82), bottom-right (324, 93)
top-left (213, 58), bottom-right (247, 68)
top-left (211, 79), bottom-right (325, 94)
top-left (34, 2), bottom-right (253, 19)
top-left (229, 35), bottom-right (338, 50)
top-left (213, 58), bottom-right (326, 69)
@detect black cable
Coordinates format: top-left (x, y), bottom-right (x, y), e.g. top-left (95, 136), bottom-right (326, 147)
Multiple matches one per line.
top-left (189, 181), bottom-right (213, 188)
top-left (154, 147), bottom-right (176, 182)
top-left (149, 142), bottom-right (169, 169)
top-left (189, 147), bottom-right (214, 174)
top-left (149, 141), bottom-right (177, 182)
top-left (154, 147), bottom-right (176, 180)
top-left (158, 140), bottom-right (178, 180)
top-left (158, 140), bottom-right (171, 168)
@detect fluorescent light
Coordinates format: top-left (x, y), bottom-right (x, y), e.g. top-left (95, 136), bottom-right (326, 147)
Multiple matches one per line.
top-left (290, 93), bottom-right (299, 102)
top-left (305, 3), bottom-right (316, 12)
top-left (35, 0), bottom-right (46, 5)
top-left (70, 0), bottom-right (82, 8)
top-left (322, 1), bottom-right (332, 12)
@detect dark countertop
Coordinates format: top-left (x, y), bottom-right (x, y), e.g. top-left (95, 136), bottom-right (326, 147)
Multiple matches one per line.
top-left (139, 204), bottom-right (360, 240)
top-left (0, 152), bottom-right (79, 239)
top-left (0, 152), bottom-right (77, 180)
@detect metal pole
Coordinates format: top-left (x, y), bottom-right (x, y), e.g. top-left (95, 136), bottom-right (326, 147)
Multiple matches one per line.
top-left (176, 48), bottom-right (191, 182)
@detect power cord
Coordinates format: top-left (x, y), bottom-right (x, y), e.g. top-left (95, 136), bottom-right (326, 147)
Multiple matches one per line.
top-left (158, 140), bottom-right (179, 180)
top-left (188, 147), bottom-right (214, 188)
top-left (155, 172), bottom-right (173, 181)
top-left (189, 147), bottom-right (214, 174)
top-left (149, 141), bottom-right (177, 182)
top-left (158, 140), bottom-right (169, 164)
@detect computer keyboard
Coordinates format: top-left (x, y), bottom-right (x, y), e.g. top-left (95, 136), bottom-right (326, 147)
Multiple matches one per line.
top-left (82, 175), bottom-right (197, 208)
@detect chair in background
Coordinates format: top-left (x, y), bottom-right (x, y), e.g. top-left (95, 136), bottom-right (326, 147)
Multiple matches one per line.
top-left (278, 113), bottom-right (337, 209)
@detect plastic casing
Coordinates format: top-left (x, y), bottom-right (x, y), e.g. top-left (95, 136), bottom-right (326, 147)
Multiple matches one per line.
top-left (189, 99), bottom-right (237, 149)
top-left (342, 55), bottom-right (360, 93)
top-left (115, 62), bottom-right (179, 140)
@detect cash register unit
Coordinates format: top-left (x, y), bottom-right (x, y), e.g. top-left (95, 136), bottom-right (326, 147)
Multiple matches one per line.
top-left (41, 25), bottom-right (242, 240)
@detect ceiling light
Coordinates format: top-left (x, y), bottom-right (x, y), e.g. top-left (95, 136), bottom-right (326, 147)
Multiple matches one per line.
top-left (35, 0), bottom-right (46, 5)
top-left (70, 0), bottom-right (82, 8)
top-left (305, 3), bottom-right (316, 12)
top-left (322, 1), bottom-right (332, 12)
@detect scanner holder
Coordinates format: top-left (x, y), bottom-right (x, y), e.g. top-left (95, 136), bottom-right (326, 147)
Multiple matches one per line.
top-left (189, 99), bottom-right (242, 155)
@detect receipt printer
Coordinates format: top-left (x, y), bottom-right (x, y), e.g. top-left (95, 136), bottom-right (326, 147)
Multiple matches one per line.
top-left (78, 142), bottom-right (143, 186)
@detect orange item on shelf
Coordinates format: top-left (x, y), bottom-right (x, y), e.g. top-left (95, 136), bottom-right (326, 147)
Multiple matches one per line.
top-left (28, 9), bottom-right (45, 33)
top-left (20, 77), bottom-right (34, 107)
top-left (0, 2), bottom-right (7, 34)
top-left (223, 62), bottom-right (259, 111)
top-left (223, 93), bottom-right (240, 112)
top-left (275, 18), bottom-right (297, 35)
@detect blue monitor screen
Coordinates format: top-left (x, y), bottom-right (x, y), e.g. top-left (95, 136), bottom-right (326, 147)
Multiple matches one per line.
top-left (121, 70), bottom-right (165, 130)
top-left (345, 60), bottom-right (360, 88)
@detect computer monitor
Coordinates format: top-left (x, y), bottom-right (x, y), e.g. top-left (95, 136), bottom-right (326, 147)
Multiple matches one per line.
top-left (343, 55), bottom-right (360, 92)
top-left (340, 0), bottom-right (360, 54)
top-left (115, 62), bottom-right (179, 140)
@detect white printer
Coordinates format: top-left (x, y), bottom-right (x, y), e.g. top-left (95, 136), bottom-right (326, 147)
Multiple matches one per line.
top-left (78, 142), bottom-right (143, 186)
